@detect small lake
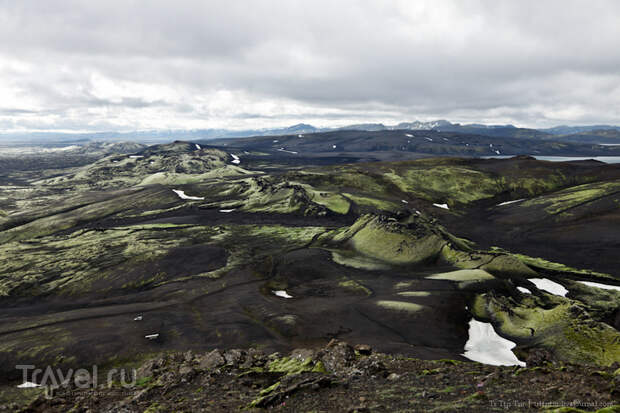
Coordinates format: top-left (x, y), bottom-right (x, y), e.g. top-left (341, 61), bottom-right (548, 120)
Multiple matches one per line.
top-left (482, 155), bottom-right (620, 164)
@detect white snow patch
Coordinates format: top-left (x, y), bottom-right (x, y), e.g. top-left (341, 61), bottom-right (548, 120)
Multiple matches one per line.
top-left (529, 278), bottom-right (568, 297)
top-left (495, 150), bottom-right (501, 155)
top-left (133, 315), bottom-right (143, 321)
top-left (277, 148), bottom-right (299, 154)
top-left (433, 203), bottom-right (449, 210)
top-left (332, 145), bottom-right (337, 149)
top-left (298, 134), bottom-right (304, 138)
top-left (415, 210), bottom-right (421, 215)
top-left (57, 145), bottom-right (80, 152)
top-left (129, 155), bottom-right (144, 159)
top-left (231, 154), bottom-right (241, 164)
top-left (195, 144), bottom-right (201, 150)
top-left (17, 381), bottom-right (41, 388)
top-left (425, 137), bottom-right (433, 141)
top-left (273, 290), bottom-right (293, 299)
top-left (219, 209), bottom-right (235, 213)
top-left (405, 133), bottom-right (414, 137)
top-left (273, 139), bottom-right (279, 143)
top-left (145, 334), bottom-right (160, 340)
top-left (462, 319), bottom-right (526, 367)
top-left (497, 199), bottom-right (525, 206)
top-left (401, 200), bottom-right (408, 204)
top-left (517, 287), bottom-right (532, 294)
top-left (172, 189), bottom-right (204, 200)
top-left (577, 281), bottom-right (620, 291)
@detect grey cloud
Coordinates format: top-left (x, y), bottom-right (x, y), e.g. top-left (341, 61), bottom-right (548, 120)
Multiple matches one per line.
top-left (0, 0), bottom-right (619, 131)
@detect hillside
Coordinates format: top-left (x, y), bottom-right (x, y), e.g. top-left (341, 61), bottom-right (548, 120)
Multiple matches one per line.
top-left (208, 129), bottom-right (620, 164)
top-left (553, 129), bottom-right (620, 144)
top-left (16, 340), bottom-right (620, 412)
top-left (0, 143), bottom-right (619, 411)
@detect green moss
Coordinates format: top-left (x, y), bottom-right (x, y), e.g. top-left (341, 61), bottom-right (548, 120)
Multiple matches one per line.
top-left (480, 255), bottom-right (538, 278)
top-left (203, 177), bottom-right (349, 216)
top-left (122, 271), bottom-right (167, 290)
top-left (310, 360), bottom-right (328, 374)
top-left (303, 186), bottom-right (350, 214)
top-left (343, 215), bottom-right (447, 265)
top-left (0, 385), bottom-right (44, 411)
top-left (439, 245), bottom-right (494, 270)
top-left (331, 251), bottom-right (389, 271)
top-left (427, 269), bottom-right (494, 282)
top-left (439, 359), bottom-right (462, 366)
top-left (464, 391), bottom-right (488, 401)
top-left (138, 167), bottom-right (246, 186)
top-left (38, 146), bottom-right (237, 192)
top-left (0, 225), bottom-right (203, 296)
top-left (595, 406), bottom-right (620, 413)
top-left (248, 381), bottom-right (281, 408)
top-left (513, 366), bottom-right (549, 376)
top-left (338, 279), bottom-right (372, 296)
top-left (397, 291), bottom-right (430, 297)
top-left (135, 376), bottom-right (153, 388)
top-left (259, 381), bottom-right (280, 396)
top-left (267, 356), bottom-right (326, 376)
top-left (246, 355), bottom-right (328, 408)
top-left (342, 193), bottom-right (398, 212)
top-left (510, 252), bottom-right (615, 281)
top-left (590, 370), bottom-right (613, 379)
top-left (382, 166), bottom-right (501, 204)
top-left (520, 180), bottom-right (620, 215)
top-left (143, 402), bottom-right (163, 413)
top-left (473, 293), bottom-right (620, 366)
top-left (302, 170), bottom-right (387, 195)
top-left (394, 281), bottom-right (417, 289)
top-left (376, 300), bottom-right (424, 313)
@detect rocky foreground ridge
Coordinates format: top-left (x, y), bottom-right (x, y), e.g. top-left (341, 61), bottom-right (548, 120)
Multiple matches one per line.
top-left (12, 340), bottom-right (620, 413)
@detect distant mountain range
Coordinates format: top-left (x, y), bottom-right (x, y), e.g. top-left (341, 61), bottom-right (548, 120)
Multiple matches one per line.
top-left (205, 128), bottom-right (620, 161)
top-left (2, 120), bottom-right (620, 146)
top-left (541, 125), bottom-right (620, 135)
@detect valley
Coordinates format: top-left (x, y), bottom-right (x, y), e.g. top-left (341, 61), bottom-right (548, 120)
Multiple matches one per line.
top-left (0, 135), bottom-right (619, 411)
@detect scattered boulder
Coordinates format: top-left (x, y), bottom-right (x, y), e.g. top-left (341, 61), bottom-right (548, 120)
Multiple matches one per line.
top-left (522, 348), bottom-right (555, 367)
top-left (18, 339), bottom-right (619, 413)
top-left (183, 350), bottom-right (194, 363)
top-left (241, 348), bottom-right (266, 369)
top-left (178, 365), bottom-right (196, 382)
top-left (318, 340), bottom-right (356, 374)
top-left (357, 354), bottom-right (388, 377)
top-left (354, 344), bottom-right (372, 356)
top-left (224, 349), bottom-right (246, 366)
top-left (387, 373), bottom-right (401, 381)
top-left (291, 348), bottom-right (316, 362)
top-left (199, 349), bottom-right (226, 370)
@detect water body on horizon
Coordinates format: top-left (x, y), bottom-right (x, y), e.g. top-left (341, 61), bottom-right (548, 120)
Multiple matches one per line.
top-left (482, 155), bottom-right (620, 164)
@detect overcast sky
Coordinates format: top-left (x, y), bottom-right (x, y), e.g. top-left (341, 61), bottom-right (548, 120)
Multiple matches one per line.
top-left (1, 0), bottom-right (619, 132)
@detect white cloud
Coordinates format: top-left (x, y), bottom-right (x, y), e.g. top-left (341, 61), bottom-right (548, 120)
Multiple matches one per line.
top-left (0, 0), bottom-right (619, 132)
